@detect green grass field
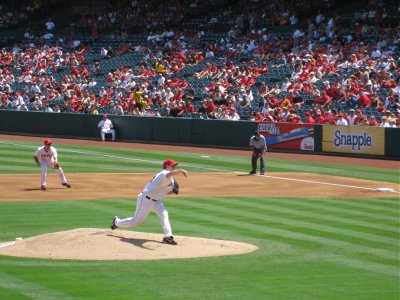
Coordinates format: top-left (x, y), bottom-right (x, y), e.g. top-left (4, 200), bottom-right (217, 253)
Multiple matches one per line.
top-left (0, 139), bottom-right (399, 300)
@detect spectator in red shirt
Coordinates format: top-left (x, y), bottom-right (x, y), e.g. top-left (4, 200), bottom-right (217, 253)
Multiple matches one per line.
top-left (304, 112), bottom-right (315, 124)
top-left (314, 91), bottom-right (332, 107)
top-left (369, 115), bottom-right (379, 127)
top-left (268, 94), bottom-right (280, 109)
top-left (259, 62), bottom-right (269, 75)
top-left (356, 91), bottom-right (371, 107)
top-left (205, 99), bottom-right (216, 116)
top-left (314, 111), bottom-right (326, 124)
top-left (254, 112), bottom-right (265, 122)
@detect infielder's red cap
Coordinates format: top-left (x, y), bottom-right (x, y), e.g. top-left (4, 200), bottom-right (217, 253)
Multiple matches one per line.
top-left (163, 159), bottom-right (178, 168)
top-left (44, 139), bottom-right (52, 145)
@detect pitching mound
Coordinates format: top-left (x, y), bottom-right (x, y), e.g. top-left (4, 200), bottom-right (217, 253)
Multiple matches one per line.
top-left (0, 228), bottom-right (258, 260)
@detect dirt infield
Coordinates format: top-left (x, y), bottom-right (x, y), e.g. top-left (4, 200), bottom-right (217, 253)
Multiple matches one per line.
top-left (0, 134), bottom-right (398, 261)
top-left (0, 172), bottom-right (398, 202)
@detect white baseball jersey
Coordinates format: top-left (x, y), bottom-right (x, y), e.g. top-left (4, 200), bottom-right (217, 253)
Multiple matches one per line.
top-left (98, 119), bottom-right (113, 131)
top-left (34, 146), bottom-right (58, 163)
top-left (143, 170), bottom-right (174, 200)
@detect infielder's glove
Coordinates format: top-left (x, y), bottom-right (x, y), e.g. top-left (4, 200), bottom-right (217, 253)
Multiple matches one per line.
top-left (172, 180), bottom-right (179, 195)
top-left (53, 162), bottom-right (60, 169)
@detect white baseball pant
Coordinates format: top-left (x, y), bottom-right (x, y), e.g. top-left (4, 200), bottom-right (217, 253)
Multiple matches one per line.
top-left (115, 193), bottom-right (172, 237)
top-left (101, 129), bottom-right (116, 141)
top-left (40, 160), bottom-right (67, 187)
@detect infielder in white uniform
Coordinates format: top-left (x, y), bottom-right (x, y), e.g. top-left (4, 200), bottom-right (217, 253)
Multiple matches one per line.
top-left (33, 139), bottom-right (71, 191)
top-left (98, 114), bottom-right (116, 141)
top-left (111, 159), bottom-right (188, 245)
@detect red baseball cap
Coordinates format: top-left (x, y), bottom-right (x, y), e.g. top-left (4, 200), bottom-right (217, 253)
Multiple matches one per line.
top-left (44, 139), bottom-right (52, 145)
top-left (163, 159), bottom-right (178, 168)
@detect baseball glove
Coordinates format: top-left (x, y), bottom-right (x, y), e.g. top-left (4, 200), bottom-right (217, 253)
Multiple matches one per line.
top-left (53, 162), bottom-right (60, 169)
top-left (172, 180), bottom-right (179, 195)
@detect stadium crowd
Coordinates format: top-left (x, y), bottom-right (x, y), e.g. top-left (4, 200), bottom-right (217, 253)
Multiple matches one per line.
top-left (0, 0), bottom-right (399, 127)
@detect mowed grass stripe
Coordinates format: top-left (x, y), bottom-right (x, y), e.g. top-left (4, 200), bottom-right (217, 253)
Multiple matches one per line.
top-left (201, 197), bottom-right (399, 236)
top-left (248, 197), bottom-right (399, 223)
top-left (296, 194), bottom-right (400, 214)
top-left (325, 256), bottom-right (399, 277)
top-left (177, 198), bottom-right (399, 252)
top-left (187, 197), bottom-right (399, 247)
top-left (0, 271), bottom-right (77, 300)
top-left (271, 160), bottom-right (397, 183)
top-left (298, 197), bottom-right (400, 214)
top-left (63, 160), bottom-right (155, 172)
top-left (170, 200), bottom-right (398, 261)
top-left (0, 165), bottom-right (39, 173)
top-left (353, 197), bottom-right (400, 206)
top-left (0, 150), bottom-right (36, 156)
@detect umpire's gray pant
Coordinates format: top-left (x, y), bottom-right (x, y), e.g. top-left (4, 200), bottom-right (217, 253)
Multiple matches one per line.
top-left (251, 154), bottom-right (265, 173)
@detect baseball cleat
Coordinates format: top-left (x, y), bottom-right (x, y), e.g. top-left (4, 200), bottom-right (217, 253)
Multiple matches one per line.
top-left (41, 185), bottom-right (46, 191)
top-left (110, 217), bottom-right (118, 230)
top-left (249, 171), bottom-right (256, 175)
top-left (162, 236), bottom-right (177, 245)
top-left (260, 172), bottom-right (264, 175)
top-left (62, 183), bottom-right (72, 188)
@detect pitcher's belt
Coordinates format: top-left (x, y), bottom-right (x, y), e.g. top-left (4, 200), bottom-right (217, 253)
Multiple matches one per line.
top-left (145, 195), bottom-right (158, 202)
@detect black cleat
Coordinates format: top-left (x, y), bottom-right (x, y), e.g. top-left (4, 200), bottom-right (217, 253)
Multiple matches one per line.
top-left (110, 217), bottom-right (118, 230)
top-left (62, 183), bottom-right (71, 188)
top-left (260, 172), bottom-right (264, 175)
top-left (162, 236), bottom-right (177, 245)
top-left (249, 171), bottom-right (256, 175)
top-left (41, 185), bottom-right (46, 191)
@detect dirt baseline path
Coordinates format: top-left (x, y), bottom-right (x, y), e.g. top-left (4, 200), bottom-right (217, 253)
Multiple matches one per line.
top-left (0, 172), bottom-right (398, 202)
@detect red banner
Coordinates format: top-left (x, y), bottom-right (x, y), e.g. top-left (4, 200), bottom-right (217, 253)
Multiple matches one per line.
top-left (258, 122), bottom-right (315, 151)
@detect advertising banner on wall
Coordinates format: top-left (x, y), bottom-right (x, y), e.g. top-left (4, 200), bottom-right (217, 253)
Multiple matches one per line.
top-left (257, 122), bottom-right (315, 151)
top-left (322, 125), bottom-right (385, 155)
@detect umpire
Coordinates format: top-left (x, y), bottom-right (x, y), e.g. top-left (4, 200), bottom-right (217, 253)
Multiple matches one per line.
top-left (249, 131), bottom-right (267, 175)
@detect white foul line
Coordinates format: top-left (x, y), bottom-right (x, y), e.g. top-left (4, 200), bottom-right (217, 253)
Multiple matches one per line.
top-left (235, 172), bottom-right (400, 194)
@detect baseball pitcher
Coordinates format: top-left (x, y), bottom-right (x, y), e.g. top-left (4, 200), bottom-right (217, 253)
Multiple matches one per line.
top-left (111, 159), bottom-right (188, 245)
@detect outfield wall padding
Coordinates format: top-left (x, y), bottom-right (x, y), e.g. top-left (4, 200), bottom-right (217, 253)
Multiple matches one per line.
top-left (0, 111), bottom-right (257, 148)
top-left (385, 127), bottom-right (400, 158)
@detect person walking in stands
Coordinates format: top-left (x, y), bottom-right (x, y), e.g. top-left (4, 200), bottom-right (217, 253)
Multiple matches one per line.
top-left (111, 159), bottom-right (188, 245)
top-left (249, 131), bottom-right (267, 175)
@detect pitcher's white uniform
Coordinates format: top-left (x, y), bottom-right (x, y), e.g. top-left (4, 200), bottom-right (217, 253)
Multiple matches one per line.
top-left (33, 143), bottom-right (68, 188)
top-left (114, 169), bottom-right (175, 237)
top-left (112, 159), bottom-right (188, 245)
